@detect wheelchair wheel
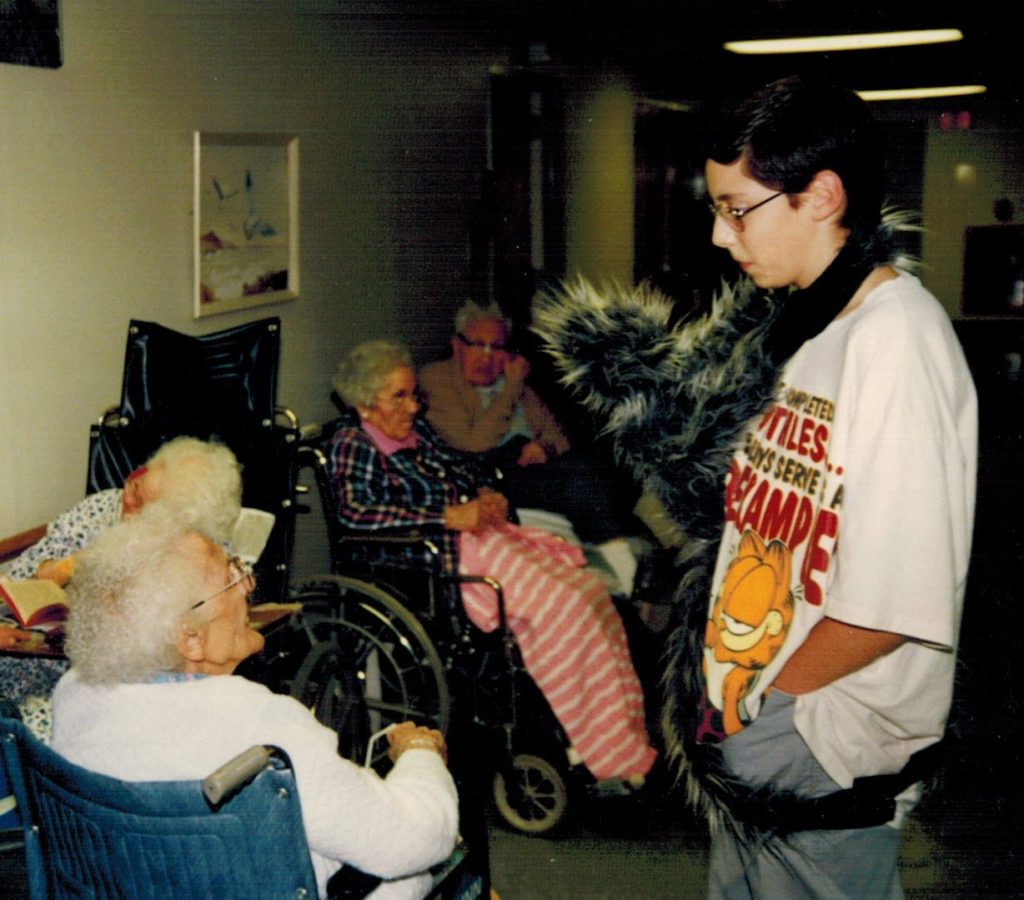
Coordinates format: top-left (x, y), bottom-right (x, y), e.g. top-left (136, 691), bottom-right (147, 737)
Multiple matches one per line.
top-left (492, 752), bottom-right (569, 835)
top-left (290, 575), bottom-right (450, 766)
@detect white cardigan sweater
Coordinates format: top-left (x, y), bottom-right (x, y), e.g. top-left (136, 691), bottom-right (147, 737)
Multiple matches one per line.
top-left (51, 670), bottom-right (459, 899)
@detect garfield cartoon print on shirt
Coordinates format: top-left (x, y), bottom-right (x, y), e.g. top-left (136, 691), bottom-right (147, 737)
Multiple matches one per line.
top-left (702, 381), bottom-right (844, 739)
top-left (705, 530), bottom-right (795, 735)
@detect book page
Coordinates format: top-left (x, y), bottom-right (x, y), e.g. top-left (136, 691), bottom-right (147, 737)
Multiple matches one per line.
top-left (231, 507), bottom-right (276, 565)
top-left (0, 576), bottom-right (68, 628)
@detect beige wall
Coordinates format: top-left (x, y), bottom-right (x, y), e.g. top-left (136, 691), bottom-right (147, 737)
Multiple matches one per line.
top-left (921, 120), bottom-right (1024, 317)
top-left (0, 2), bottom-right (506, 534)
top-left (2, 4), bottom-right (1019, 538)
top-left (566, 82), bottom-right (636, 284)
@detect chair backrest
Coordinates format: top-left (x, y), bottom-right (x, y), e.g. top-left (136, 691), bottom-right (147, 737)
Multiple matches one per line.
top-left (0, 716), bottom-right (317, 900)
top-left (86, 317), bottom-right (299, 605)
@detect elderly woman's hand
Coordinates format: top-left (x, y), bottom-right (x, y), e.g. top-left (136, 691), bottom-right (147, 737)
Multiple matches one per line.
top-left (476, 488), bottom-right (509, 526)
top-left (443, 499), bottom-right (488, 532)
top-left (36, 555), bottom-right (76, 586)
top-left (444, 492), bottom-right (509, 532)
top-left (387, 721), bottom-right (448, 764)
top-left (516, 440), bottom-right (549, 467)
top-left (0, 624), bottom-right (34, 649)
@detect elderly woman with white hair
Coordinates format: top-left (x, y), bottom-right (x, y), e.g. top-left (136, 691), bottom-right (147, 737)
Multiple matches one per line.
top-left (327, 340), bottom-right (657, 790)
top-left (0, 436), bottom-right (243, 707)
top-left (50, 507), bottom-right (457, 900)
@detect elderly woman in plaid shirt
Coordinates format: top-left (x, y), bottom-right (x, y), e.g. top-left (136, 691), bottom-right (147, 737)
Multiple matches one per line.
top-left (327, 341), bottom-right (657, 789)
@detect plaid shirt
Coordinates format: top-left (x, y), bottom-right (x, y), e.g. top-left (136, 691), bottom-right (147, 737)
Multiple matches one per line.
top-left (326, 411), bottom-right (490, 571)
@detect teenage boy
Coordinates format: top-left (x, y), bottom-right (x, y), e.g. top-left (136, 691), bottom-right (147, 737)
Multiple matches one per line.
top-left (535, 75), bottom-right (978, 898)
top-left (697, 74), bottom-right (978, 898)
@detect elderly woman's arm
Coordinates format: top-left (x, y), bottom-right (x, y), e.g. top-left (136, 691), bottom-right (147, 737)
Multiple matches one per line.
top-left (268, 699), bottom-right (459, 882)
top-left (3, 491), bottom-right (124, 580)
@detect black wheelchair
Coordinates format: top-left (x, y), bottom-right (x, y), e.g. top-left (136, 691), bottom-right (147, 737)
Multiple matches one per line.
top-left (84, 316), bottom-right (613, 836)
top-left (282, 437), bottom-right (585, 835)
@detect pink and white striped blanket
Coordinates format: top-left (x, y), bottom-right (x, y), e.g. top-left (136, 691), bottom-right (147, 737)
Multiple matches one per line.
top-left (458, 524), bottom-right (656, 780)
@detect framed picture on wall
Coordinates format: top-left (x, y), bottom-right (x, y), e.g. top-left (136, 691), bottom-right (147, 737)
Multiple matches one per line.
top-left (193, 132), bottom-right (300, 319)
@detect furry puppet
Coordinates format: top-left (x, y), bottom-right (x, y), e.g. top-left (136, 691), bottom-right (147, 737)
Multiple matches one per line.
top-left (532, 221), bottom-right (922, 834)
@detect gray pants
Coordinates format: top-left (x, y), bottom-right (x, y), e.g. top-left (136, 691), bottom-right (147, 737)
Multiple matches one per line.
top-left (708, 691), bottom-right (903, 900)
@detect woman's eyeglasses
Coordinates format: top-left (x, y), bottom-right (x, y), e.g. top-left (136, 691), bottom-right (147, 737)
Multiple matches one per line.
top-left (191, 556), bottom-right (255, 610)
top-left (376, 388), bottom-right (422, 410)
top-left (706, 191), bottom-right (785, 232)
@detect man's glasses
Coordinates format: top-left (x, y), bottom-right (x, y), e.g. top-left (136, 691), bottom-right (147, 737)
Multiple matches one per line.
top-left (191, 556), bottom-right (255, 610)
top-left (706, 191), bottom-right (785, 232)
top-left (456, 333), bottom-right (508, 355)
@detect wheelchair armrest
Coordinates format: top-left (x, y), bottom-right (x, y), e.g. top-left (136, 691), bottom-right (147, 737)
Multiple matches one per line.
top-left (275, 406), bottom-right (299, 431)
top-left (336, 531), bottom-right (428, 546)
top-left (0, 524), bottom-right (46, 565)
top-left (202, 745), bottom-right (275, 806)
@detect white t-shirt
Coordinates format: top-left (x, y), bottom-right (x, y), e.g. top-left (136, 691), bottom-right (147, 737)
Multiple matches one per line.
top-left (703, 271), bottom-right (977, 790)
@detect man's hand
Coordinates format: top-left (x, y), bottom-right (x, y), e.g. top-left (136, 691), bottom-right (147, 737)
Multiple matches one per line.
top-left (516, 440), bottom-right (549, 467)
top-left (503, 353), bottom-right (529, 385)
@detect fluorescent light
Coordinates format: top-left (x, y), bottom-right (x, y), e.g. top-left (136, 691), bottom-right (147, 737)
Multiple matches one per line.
top-left (856, 84), bottom-right (987, 101)
top-left (724, 29), bottom-right (963, 55)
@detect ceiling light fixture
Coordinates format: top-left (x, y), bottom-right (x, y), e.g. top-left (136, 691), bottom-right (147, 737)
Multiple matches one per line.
top-left (724, 28), bottom-right (963, 55)
top-left (856, 84), bottom-right (987, 101)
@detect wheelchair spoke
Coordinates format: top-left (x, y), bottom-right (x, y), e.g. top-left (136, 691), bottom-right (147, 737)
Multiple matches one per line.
top-left (289, 576), bottom-right (450, 766)
top-left (492, 753), bottom-right (569, 835)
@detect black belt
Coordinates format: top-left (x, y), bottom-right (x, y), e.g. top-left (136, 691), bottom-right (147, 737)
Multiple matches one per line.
top-left (725, 740), bottom-right (945, 834)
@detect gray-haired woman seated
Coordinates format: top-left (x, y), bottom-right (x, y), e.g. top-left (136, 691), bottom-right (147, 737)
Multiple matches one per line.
top-left (327, 341), bottom-right (657, 788)
top-left (49, 507), bottom-right (458, 900)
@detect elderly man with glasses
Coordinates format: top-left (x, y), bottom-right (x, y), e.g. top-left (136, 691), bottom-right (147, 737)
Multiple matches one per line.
top-left (419, 300), bottom-right (639, 553)
top-left (420, 299), bottom-right (570, 473)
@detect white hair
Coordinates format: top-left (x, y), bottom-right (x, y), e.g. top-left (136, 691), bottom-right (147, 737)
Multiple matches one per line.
top-left (332, 341), bottom-right (412, 408)
top-left (145, 436), bottom-right (242, 543)
top-left (454, 300), bottom-right (510, 336)
top-left (65, 506), bottom-right (215, 684)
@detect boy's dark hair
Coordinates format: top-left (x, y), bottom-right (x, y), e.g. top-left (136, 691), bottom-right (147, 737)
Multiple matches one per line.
top-left (708, 75), bottom-right (886, 249)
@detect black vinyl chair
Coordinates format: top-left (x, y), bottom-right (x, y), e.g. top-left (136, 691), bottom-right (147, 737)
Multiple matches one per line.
top-left (86, 317), bottom-right (300, 605)
top-left (0, 715), bottom-right (318, 900)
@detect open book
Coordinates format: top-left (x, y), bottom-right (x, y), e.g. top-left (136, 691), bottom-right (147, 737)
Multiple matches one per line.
top-left (0, 576), bottom-right (68, 628)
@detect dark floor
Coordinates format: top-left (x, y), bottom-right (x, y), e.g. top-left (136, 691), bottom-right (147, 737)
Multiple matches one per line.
top-left (484, 730), bottom-right (1023, 899)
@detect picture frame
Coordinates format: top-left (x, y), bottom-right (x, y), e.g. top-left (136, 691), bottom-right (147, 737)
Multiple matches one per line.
top-left (193, 132), bottom-right (299, 318)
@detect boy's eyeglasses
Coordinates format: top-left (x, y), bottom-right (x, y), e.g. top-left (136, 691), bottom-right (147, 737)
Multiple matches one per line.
top-left (191, 556), bottom-right (255, 610)
top-left (706, 191), bottom-right (785, 232)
